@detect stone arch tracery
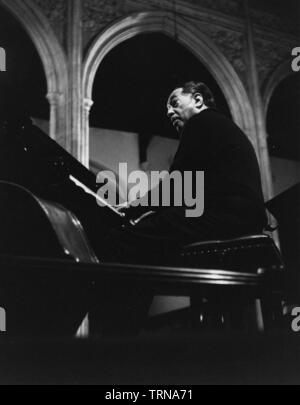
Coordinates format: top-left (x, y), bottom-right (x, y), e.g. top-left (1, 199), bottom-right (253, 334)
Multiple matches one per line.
top-left (262, 60), bottom-right (294, 117)
top-left (83, 11), bottom-right (258, 165)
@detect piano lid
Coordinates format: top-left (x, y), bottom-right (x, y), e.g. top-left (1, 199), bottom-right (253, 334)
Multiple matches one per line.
top-left (0, 116), bottom-right (97, 193)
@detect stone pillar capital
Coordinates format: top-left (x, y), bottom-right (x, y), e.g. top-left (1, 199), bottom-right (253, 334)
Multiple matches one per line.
top-left (83, 98), bottom-right (94, 112)
top-left (47, 91), bottom-right (64, 106)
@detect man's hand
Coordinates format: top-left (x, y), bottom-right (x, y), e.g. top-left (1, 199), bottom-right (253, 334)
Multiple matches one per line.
top-left (114, 202), bottom-right (130, 213)
top-left (114, 201), bottom-right (157, 224)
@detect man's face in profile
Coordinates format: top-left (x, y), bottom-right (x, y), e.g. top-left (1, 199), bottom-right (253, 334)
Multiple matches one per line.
top-left (167, 88), bottom-right (198, 134)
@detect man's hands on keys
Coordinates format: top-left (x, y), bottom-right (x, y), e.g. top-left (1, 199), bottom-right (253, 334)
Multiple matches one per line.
top-left (113, 202), bottom-right (156, 225)
top-left (114, 202), bottom-right (131, 213)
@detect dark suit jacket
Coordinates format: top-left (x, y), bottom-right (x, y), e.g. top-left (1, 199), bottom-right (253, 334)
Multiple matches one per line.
top-left (129, 109), bottom-right (267, 234)
top-left (172, 109), bottom-right (267, 223)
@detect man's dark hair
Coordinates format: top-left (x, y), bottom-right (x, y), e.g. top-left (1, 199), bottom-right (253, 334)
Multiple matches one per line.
top-left (182, 81), bottom-right (216, 108)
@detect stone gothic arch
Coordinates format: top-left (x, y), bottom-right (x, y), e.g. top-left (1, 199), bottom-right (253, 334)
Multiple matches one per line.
top-left (262, 60), bottom-right (294, 117)
top-left (0, 0), bottom-right (69, 148)
top-left (83, 11), bottom-right (258, 168)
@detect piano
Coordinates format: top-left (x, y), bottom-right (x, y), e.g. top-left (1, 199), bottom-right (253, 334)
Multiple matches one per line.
top-left (0, 117), bottom-right (122, 258)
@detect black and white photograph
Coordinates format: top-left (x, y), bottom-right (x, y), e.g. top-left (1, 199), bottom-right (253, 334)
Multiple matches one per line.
top-left (0, 0), bottom-right (299, 386)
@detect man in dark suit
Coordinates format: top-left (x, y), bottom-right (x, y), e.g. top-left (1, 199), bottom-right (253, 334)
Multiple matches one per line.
top-left (91, 81), bottom-right (269, 335)
top-left (103, 81), bottom-right (268, 264)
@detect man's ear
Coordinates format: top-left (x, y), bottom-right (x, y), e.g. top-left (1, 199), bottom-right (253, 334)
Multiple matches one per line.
top-left (193, 93), bottom-right (204, 109)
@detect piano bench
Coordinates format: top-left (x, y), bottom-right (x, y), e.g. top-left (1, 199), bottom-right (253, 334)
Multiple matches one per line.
top-left (167, 234), bottom-right (286, 332)
top-left (178, 234), bottom-right (284, 273)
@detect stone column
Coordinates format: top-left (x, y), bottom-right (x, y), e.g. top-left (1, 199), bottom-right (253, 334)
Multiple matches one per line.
top-left (47, 91), bottom-right (67, 148)
top-left (67, 0), bottom-right (85, 164)
top-left (243, 0), bottom-right (274, 203)
top-left (82, 98), bottom-right (94, 168)
top-left (243, 0), bottom-right (279, 244)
